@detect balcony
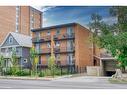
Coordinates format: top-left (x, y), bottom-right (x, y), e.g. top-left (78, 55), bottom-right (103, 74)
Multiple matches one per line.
top-left (54, 47), bottom-right (75, 54)
top-left (37, 48), bottom-right (51, 55)
top-left (32, 33), bottom-right (75, 43)
top-left (1, 52), bottom-right (21, 58)
top-left (54, 33), bottom-right (75, 41)
top-left (32, 35), bottom-right (51, 43)
top-left (37, 60), bottom-right (75, 66)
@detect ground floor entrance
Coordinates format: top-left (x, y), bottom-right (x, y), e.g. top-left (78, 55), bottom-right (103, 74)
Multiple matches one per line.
top-left (94, 56), bottom-right (117, 76)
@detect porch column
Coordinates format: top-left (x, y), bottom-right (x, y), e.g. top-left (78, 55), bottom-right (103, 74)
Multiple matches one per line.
top-left (99, 59), bottom-right (104, 76)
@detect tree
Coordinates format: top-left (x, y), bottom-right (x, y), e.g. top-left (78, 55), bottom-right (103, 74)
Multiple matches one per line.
top-left (110, 6), bottom-right (127, 32)
top-left (89, 7), bottom-right (127, 79)
top-left (48, 55), bottom-right (56, 77)
top-left (0, 55), bottom-right (4, 74)
top-left (89, 13), bottom-right (102, 34)
top-left (10, 48), bottom-right (18, 66)
top-left (10, 48), bottom-right (19, 75)
top-left (29, 47), bottom-right (39, 75)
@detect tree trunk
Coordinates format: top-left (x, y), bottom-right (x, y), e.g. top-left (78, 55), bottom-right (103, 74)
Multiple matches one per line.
top-left (112, 69), bottom-right (123, 80)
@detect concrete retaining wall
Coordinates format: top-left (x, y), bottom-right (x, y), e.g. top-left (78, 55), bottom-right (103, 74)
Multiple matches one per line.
top-left (86, 66), bottom-right (102, 76)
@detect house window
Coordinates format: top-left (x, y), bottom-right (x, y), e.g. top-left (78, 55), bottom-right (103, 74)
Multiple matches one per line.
top-left (9, 36), bottom-right (13, 44)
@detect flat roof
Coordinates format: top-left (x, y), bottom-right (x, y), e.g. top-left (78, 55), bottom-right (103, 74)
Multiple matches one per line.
top-left (31, 22), bottom-right (78, 32)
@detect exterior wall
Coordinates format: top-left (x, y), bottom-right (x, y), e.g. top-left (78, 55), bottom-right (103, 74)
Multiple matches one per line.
top-left (75, 24), bottom-right (93, 68)
top-left (32, 25), bottom-right (75, 65)
top-left (0, 6), bottom-right (16, 44)
top-left (0, 6), bottom-right (42, 44)
top-left (32, 23), bottom-right (93, 69)
top-left (1, 34), bottom-right (19, 47)
top-left (19, 6), bottom-right (30, 35)
top-left (21, 47), bottom-right (31, 67)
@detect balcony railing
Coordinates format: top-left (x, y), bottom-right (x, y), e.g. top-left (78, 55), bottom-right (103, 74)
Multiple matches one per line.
top-left (32, 35), bottom-right (51, 43)
top-left (37, 47), bottom-right (75, 55)
top-left (1, 52), bottom-right (21, 58)
top-left (54, 33), bottom-right (75, 41)
top-left (37, 48), bottom-right (51, 54)
top-left (32, 33), bottom-right (75, 43)
top-left (54, 47), bottom-right (75, 53)
top-left (38, 60), bottom-right (75, 66)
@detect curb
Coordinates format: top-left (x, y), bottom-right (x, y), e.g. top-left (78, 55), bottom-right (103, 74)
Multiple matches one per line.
top-left (0, 75), bottom-right (73, 81)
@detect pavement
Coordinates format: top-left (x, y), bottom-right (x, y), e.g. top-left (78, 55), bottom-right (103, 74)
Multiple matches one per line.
top-left (0, 75), bottom-right (127, 89)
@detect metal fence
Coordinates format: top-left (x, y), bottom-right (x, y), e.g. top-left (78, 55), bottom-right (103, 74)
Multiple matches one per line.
top-left (0, 64), bottom-right (86, 76)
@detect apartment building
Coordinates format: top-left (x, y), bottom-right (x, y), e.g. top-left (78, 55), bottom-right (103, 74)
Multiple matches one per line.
top-left (0, 6), bottom-right (42, 44)
top-left (31, 23), bottom-right (93, 69)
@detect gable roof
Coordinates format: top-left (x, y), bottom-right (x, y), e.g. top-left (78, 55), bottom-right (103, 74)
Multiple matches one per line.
top-left (1, 32), bottom-right (32, 48)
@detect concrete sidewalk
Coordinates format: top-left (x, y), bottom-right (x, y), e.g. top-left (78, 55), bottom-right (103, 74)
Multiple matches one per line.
top-left (0, 75), bottom-right (73, 81)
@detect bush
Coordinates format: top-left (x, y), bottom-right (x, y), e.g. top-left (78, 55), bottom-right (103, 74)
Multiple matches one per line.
top-left (4, 68), bottom-right (13, 75)
top-left (16, 69), bottom-right (30, 76)
top-left (38, 71), bottom-right (45, 77)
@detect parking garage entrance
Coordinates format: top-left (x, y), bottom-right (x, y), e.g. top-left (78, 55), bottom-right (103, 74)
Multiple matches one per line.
top-left (102, 60), bottom-right (117, 76)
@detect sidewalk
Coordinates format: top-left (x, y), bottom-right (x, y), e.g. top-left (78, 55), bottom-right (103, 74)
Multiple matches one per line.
top-left (0, 75), bottom-right (73, 81)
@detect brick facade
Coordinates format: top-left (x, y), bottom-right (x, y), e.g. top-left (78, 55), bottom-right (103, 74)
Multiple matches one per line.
top-left (0, 6), bottom-right (42, 44)
top-left (32, 23), bottom-right (93, 68)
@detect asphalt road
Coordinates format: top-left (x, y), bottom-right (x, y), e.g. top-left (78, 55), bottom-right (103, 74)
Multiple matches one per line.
top-left (0, 77), bottom-right (127, 89)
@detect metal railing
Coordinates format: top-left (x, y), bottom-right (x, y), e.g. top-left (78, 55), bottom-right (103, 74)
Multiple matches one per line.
top-left (37, 48), bottom-right (51, 54)
top-left (54, 47), bottom-right (75, 53)
top-left (32, 33), bottom-right (75, 43)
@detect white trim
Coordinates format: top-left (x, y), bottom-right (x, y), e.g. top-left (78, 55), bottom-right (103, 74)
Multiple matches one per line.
top-left (1, 45), bottom-right (20, 48)
top-left (94, 55), bottom-right (115, 60)
top-left (0, 32), bottom-right (16, 47)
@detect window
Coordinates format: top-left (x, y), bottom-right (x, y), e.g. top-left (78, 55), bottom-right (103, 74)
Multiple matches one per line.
top-left (56, 29), bottom-right (60, 35)
top-left (36, 32), bottom-right (40, 38)
top-left (16, 6), bottom-right (20, 32)
top-left (23, 58), bottom-right (27, 63)
top-left (47, 31), bottom-right (50, 35)
top-left (55, 41), bottom-right (60, 47)
top-left (56, 54), bottom-right (60, 59)
top-left (47, 43), bottom-right (51, 48)
top-left (67, 27), bottom-right (74, 36)
top-left (9, 36), bottom-right (13, 44)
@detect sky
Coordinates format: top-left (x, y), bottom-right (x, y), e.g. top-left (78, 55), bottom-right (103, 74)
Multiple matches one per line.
top-left (33, 6), bottom-right (117, 28)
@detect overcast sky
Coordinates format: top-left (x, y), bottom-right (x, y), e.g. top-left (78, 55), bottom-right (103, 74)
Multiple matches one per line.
top-left (33, 6), bottom-right (117, 28)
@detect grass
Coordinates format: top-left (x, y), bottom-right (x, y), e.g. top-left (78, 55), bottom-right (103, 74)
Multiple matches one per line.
top-left (109, 78), bottom-right (127, 84)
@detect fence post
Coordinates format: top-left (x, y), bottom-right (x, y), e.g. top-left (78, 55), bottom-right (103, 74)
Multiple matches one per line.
top-left (61, 66), bottom-right (62, 76)
top-left (76, 65), bottom-right (78, 73)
